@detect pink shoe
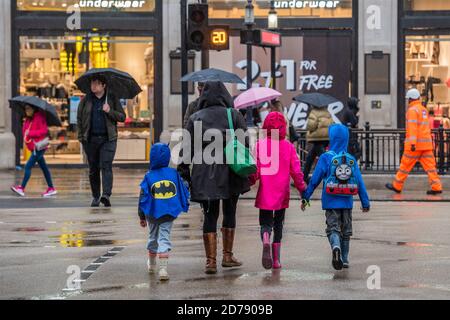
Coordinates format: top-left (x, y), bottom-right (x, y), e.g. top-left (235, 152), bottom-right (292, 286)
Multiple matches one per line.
top-left (11, 185), bottom-right (25, 197)
top-left (262, 232), bottom-right (272, 270)
top-left (42, 187), bottom-right (58, 197)
top-left (272, 243), bottom-right (282, 269)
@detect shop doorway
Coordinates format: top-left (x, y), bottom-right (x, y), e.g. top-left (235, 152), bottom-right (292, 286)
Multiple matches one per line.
top-left (18, 35), bottom-right (155, 165)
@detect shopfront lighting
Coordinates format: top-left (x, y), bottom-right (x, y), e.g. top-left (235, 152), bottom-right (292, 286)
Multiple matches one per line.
top-left (245, 0), bottom-right (255, 26)
top-left (268, 2), bottom-right (278, 30)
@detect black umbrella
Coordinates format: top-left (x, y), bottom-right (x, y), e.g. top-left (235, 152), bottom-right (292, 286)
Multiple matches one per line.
top-left (181, 68), bottom-right (245, 84)
top-left (75, 68), bottom-right (142, 99)
top-left (9, 96), bottom-right (62, 127)
top-left (293, 93), bottom-right (339, 108)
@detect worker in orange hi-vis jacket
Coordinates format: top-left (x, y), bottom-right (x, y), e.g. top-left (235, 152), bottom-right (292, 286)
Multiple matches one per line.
top-left (386, 89), bottom-right (443, 195)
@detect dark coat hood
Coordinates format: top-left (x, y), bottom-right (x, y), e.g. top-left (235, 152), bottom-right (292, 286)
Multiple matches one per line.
top-left (197, 81), bottom-right (234, 110)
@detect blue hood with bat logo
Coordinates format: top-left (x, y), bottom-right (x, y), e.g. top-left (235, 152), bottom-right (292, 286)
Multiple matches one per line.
top-left (139, 143), bottom-right (190, 219)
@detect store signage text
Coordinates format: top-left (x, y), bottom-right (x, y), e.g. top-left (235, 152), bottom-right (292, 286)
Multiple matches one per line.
top-left (76, 0), bottom-right (147, 9)
top-left (236, 59), bottom-right (334, 92)
top-left (274, 0), bottom-right (341, 9)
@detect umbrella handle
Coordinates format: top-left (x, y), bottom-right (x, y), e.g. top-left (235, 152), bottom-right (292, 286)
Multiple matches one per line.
top-left (105, 90), bottom-right (108, 105)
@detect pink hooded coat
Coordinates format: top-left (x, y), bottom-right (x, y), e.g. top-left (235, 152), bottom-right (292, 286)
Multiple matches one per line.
top-left (22, 110), bottom-right (49, 152)
top-left (250, 112), bottom-right (306, 211)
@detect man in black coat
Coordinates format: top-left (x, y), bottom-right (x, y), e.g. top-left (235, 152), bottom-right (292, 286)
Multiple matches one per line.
top-left (178, 81), bottom-right (250, 275)
top-left (77, 75), bottom-right (126, 207)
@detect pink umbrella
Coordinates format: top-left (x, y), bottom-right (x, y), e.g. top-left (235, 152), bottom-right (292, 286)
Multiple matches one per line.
top-left (234, 87), bottom-right (282, 110)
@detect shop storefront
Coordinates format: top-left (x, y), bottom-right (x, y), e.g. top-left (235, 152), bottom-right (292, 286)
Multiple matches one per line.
top-left (11, 0), bottom-right (162, 165)
top-left (208, 0), bottom-right (358, 129)
top-left (399, 0), bottom-right (450, 128)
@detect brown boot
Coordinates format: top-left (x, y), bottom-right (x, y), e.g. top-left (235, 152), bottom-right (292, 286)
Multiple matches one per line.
top-left (203, 233), bottom-right (217, 274)
top-left (221, 228), bottom-right (243, 268)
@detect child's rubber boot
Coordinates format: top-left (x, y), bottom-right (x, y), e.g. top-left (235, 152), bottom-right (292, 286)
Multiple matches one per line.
top-left (158, 255), bottom-right (169, 281)
top-left (272, 243), bottom-right (282, 269)
top-left (341, 239), bottom-right (350, 269)
top-left (147, 252), bottom-right (157, 274)
top-left (261, 231), bottom-right (272, 270)
top-left (328, 232), bottom-right (343, 271)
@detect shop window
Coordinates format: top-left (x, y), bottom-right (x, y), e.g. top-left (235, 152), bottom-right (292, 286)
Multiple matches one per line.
top-left (403, 0), bottom-right (450, 11)
top-left (170, 50), bottom-right (195, 95)
top-left (405, 36), bottom-right (450, 126)
top-left (19, 36), bottom-right (155, 164)
top-left (208, 0), bottom-right (352, 19)
top-left (365, 52), bottom-right (390, 95)
top-left (17, 0), bottom-right (155, 12)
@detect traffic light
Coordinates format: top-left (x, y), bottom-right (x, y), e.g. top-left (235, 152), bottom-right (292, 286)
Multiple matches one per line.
top-left (187, 4), bottom-right (209, 51)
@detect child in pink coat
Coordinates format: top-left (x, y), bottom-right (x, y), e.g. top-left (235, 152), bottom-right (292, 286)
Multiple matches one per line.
top-left (250, 112), bottom-right (306, 270)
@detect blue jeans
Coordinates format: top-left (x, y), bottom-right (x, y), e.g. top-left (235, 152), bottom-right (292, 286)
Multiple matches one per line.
top-left (21, 149), bottom-right (54, 189)
top-left (147, 220), bottom-right (174, 254)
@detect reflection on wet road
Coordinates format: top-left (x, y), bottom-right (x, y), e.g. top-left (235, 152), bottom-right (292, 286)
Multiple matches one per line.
top-left (1, 200), bottom-right (450, 300)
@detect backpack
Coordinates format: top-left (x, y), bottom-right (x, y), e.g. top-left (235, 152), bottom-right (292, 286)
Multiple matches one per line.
top-left (324, 151), bottom-right (359, 196)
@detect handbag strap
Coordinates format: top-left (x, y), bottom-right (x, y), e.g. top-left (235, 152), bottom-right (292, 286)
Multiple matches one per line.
top-left (226, 108), bottom-right (236, 141)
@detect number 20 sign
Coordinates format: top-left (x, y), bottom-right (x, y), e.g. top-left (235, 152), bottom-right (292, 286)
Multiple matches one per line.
top-left (209, 26), bottom-right (230, 51)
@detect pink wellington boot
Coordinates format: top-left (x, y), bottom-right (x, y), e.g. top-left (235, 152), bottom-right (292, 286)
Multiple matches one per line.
top-left (272, 243), bottom-right (282, 269)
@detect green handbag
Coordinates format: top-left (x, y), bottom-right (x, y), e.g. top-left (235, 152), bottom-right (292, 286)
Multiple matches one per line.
top-left (224, 108), bottom-right (257, 177)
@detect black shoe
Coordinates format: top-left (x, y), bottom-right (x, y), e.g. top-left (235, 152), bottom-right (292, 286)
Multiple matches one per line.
top-left (91, 198), bottom-right (101, 207)
top-left (100, 195), bottom-right (111, 207)
top-left (427, 190), bottom-right (442, 195)
top-left (332, 247), bottom-right (343, 271)
top-left (343, 262), bottom-right (350, 269)
top-left (385, 183), bottom-right (401, 194)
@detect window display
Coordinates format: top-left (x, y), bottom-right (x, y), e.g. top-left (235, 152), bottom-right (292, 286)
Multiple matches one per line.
top-left (405, 36), bottom-right (450, 129)
top-left (403, 0), bottom-right (450, 11)
top-left (19, 35), bottom-right (155, 164)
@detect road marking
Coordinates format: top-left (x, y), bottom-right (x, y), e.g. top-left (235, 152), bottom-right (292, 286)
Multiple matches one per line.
top-left (62, 246), bottom-right (126, 293)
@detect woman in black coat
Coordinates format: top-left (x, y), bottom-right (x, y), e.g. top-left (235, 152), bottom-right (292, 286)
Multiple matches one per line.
top-left (178, 81), bottom-right (250, 275)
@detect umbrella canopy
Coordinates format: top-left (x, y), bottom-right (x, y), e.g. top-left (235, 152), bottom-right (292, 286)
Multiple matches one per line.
top-left (180, 68), bottom-right (245, 84)
top-left (234, 87), bottom-right (282, 110)
top-left (9, 96), bottom-right (62, 127)
top-left (293, 93), bottom-right (339, 108)
top-left (75, 68), bottom-right (142, 99)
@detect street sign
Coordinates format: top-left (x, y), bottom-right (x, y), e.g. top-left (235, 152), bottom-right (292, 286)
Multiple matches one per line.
top-left (240, 29), bottom-right (282, 48)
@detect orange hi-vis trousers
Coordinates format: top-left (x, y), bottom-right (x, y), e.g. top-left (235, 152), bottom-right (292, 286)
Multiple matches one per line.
top-left (393, 150), bottom-right (443, 192)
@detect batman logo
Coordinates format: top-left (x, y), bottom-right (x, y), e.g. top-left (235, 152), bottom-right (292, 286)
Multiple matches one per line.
top-left (151, 180), bottom-right (177, 199)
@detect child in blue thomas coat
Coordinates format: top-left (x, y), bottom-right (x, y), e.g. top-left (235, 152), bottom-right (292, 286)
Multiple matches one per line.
top-left (302, 124), bottom-right (370, 270)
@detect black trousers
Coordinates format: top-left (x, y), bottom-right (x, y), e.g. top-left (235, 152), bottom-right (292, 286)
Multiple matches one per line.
top-left (259, 209), bottom-right (286, 243)
top-left (303, 141), bottom-right (329, 182)
top-left (84, 136), bottom-right (117, 199)
top-left (201, 196), bottom-right (239, 233)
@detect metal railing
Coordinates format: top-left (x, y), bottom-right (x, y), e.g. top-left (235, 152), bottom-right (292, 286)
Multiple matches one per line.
top-left (296, 123), bottom-right (450, 175)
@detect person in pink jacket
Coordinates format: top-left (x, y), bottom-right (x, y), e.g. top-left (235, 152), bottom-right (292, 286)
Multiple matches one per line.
top-left (11, 105), bottom-right (57, 197)
top-left (250, 112), bottom-right (306, 270)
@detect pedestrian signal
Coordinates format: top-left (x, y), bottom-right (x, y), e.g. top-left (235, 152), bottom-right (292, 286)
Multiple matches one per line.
top-left (209, 26), bottom-right (230, 51)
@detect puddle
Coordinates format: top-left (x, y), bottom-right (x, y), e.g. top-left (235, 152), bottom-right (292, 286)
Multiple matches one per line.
top-left (238, 270), bottom-right (334, 282)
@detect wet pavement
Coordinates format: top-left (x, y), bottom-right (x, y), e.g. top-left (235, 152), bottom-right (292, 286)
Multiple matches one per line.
top-left (1, 188), bottom-right (450, 299)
